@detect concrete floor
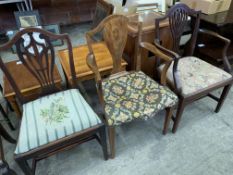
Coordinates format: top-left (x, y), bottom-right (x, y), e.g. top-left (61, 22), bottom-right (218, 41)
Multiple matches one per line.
top-left (1, 24), bottom-right (233, 175)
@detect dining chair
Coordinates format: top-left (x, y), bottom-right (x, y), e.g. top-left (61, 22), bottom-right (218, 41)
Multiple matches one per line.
top-left (91, 0), bottom-right (114, 29)
top-left (86, 14), bottom-right (178, 158)
top-left (0, 122), bottom-right (16, 175)
top-left (154, 3), bottom-right (233, 133)
top-left (0, 27), bottom-right (108, 175)
top-left (0, 84), bottom-right (15, 131)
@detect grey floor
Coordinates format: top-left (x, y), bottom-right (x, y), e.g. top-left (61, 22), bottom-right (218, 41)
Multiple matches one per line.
top-left (1, 24), bottom-right (233, 175)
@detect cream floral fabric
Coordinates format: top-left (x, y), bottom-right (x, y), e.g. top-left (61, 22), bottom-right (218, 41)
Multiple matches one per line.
top-left (102, 71), bottom-right (178, 126)
top-left (160, 56), bottom-right (232, 96)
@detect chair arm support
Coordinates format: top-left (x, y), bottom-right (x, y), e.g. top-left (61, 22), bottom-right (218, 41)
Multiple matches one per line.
top-left (198, 29), bottom-right (232, 73)
top-left (140, 42), bottom-right (182, 94)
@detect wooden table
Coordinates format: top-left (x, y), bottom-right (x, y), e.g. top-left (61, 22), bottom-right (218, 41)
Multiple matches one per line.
top-left (125, 12), bottom-right (169, 77)
top-left (58, 42), bottom-right (128, 82)
top-left (3, 60), bottom-right (62, 117)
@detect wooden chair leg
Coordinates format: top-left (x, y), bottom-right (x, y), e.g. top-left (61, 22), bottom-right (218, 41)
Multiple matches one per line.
top-left (108, 126), bottom-right (115, 159)
top-left (0, 105), bottom-right (15, 131)
top-left (0, 124), bottom-right (15, 144)
top-left (215, 85), bottom-right (232, 113)
top-left (172, 99), bottom-right (186, 133)
top-left (99, 126), bottom-right (108, 160)
top-left (163, 107), bottom-right (173, 135)
top-left (15, 158), bottom-right (33, 175)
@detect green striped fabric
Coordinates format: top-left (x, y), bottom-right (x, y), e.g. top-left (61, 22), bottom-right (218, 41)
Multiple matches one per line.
top-left (15, 89), bottom-right (101, 154)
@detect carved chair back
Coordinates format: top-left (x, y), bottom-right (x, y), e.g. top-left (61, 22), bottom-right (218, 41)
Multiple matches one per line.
top-left (155, 3), bottom-right (201, 56)
top-left (0, 27), bottom-right (76, 105)
top-left (92, 0), bottom-right (114, 29)
top-left (86, 15), bottom-right (142, 109)
top-left (86, 14), bottom-right (142, 76)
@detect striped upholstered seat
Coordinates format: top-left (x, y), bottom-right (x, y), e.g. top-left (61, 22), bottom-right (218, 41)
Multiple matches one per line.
top-left (15, 89), bottom-right (101, 154)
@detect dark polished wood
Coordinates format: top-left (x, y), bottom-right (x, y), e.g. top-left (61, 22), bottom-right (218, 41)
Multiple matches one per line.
top-left (124, 12), bottom-right (170, 76)
top-left (153, 4), bottom-right (233, 133)
top-left (198, 1), bottom-right (233, 64)
top-left (3, 56), bottom-right (62, 117)
top-left (0, 27), bottom-right (108, 175)
top-left (0, 0), bottom-right (98, 32)
top-left (86, 14), bottom-right (176, 158)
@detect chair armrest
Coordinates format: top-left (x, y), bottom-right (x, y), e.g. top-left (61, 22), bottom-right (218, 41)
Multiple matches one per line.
top-left (140, 42), bottom-right (182, 94)
top-left (197, 29), bottom-right (232, 73)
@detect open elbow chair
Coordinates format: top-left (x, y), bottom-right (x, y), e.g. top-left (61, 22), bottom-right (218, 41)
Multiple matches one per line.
top-left (86, 14), bottom-right (178, 158)
top-left (151, 3), bottom-right (233, 133)
top-left (0, 28), bottom-right (108, 175)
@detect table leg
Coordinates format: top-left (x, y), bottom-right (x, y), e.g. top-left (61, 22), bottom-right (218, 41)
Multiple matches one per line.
top-left (6, 96), bottom-right (22, 118)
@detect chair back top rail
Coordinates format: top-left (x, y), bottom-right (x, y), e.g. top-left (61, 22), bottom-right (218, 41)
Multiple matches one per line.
top-left (0, 27), bottom-right (76, 104)
top-left (155, 3), bottom-right (201, 57)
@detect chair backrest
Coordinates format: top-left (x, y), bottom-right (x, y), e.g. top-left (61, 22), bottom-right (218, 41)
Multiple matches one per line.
top-left (0, 27), bottom-right (76, 104)
top-left (155, 3), bottom-right (201, 56)
top-left (87, 15), bottom-right (135, 75)
top-left (92, 0), bottom-right (114, 29)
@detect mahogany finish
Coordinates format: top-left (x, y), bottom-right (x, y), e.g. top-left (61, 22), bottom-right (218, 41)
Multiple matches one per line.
top-left (198, 1), bottom-right (233, 65)
top-left (153, 4), bottom-right (233, 133)
top-left (0, 27), bottom-right (108, 175)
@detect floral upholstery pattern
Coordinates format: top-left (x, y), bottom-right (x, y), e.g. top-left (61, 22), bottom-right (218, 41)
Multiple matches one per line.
top-left (160, 56), bottom-right (232, 96)
top-left (15, 89), bottom-right (101, 154)
top-left (102, 71), bottom-right (178, 126)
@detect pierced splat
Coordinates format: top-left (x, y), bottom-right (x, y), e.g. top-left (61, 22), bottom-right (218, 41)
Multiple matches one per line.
top-left (15, 32), bottom-right (58, 95)
top-left (0, 27), bottom-right (76, 104)
top-left (155, 3), bottom-right (200, 56)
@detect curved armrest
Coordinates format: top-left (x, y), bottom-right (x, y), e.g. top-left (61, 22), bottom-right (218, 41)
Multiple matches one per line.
top-left (140, 42), bottom-right (182, 94)
top-left (198, 29), bottom-right (232, 73)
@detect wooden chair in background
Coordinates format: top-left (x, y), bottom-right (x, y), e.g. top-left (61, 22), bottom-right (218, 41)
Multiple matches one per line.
top-left (91, 0), bottom-right (114, 29)
top-left (153, 4), bottom-right (233, 133)
top-left (0, 28), bottom-right (108, 175)
top-left (86, 15), bottom-right (178, 158)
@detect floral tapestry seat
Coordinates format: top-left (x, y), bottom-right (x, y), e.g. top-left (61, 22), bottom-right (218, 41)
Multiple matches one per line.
top-left (102, 71), bottom-right (178, 126)
top-left (159, 56), bottom-right (233, 96)
top-left (15, 89), bottom-right (101, 155)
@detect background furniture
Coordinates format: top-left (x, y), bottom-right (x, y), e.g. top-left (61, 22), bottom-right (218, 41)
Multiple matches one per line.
top-left (0, 28), bottom-right (108, 174)
top-left (0, 0), bottom-right (32, 11)
top-left (197, 1), bottom-right (233, 67)
top-left (124, 12), bottom-right (169, 76)
top-left (0, 0), bottom-right (98, 32)
top-left (92, 0), bottom-right (114, 29)
top-left (3, 60), bottom-right (62, 117)
top-left (58, 42), bottom-right (127, 82)
top-left (154, 4), bottom-right (233, 133)
top-left (86, 14), bottom-right (178, 158)
top-left (0, 123), bottom-right (16, 175)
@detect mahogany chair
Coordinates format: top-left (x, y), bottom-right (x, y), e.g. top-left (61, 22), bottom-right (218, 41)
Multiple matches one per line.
top-left (153, 4), bottom-right (233, 133)
top-left (0, 28), bottom-right (108, 175)
top-left (91, 0), bottom-right (114, 29)
top-left (86, 15), bottom-right (178, 158)
top-left (0, 123), bottom-right (16, 175)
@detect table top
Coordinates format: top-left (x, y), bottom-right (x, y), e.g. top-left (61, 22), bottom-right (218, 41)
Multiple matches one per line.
top-left (58, 42), bottom-right (127, 81)
top-left (127, 12), bottom-right (169, 35)
top-left (4, 59), bottom-right (62, 98)
top-left (200, 2), bottom-right (233, 26)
